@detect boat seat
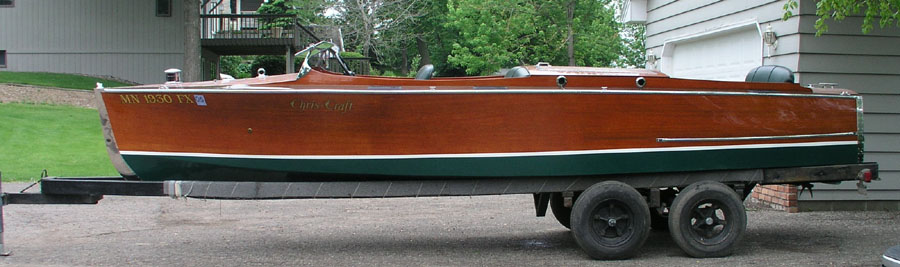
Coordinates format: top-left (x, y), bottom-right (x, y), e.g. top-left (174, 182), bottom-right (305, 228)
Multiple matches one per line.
top-left (745, 65), bottom-right (794, 83)
top-left (415, 64), bottom-right (435, 80)
top-left (505, 66), bottom-right (530, 78)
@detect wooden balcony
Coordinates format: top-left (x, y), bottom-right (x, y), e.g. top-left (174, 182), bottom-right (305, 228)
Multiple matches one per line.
top-left (199, 14), bottom-right (365, 79)
top-left (200, 14), bottom-right (333, 55)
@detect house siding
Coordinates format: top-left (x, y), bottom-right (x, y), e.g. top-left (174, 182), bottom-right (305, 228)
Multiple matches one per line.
top-left (644, 0), bottom-right (900, 206)
top-left (794, 1), bottom-right (900, 201)
top-left (646, 0), bottom-right (789, 52)
top-left (0, 0), bottom-right (185, 84)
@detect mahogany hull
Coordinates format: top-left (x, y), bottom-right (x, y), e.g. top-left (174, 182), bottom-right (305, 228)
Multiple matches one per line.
top-left (97, 87), bottom-right (862, 181)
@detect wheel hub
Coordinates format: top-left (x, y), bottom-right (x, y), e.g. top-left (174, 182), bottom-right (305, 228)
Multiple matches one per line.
top-left (688, 202), bottom-right (730, 243)
top-left (589, 200), bottom-right (635, 245)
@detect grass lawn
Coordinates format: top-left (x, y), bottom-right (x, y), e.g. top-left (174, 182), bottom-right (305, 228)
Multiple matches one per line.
top-left (0, 71), bottom-right (134, 90)
top-left (0, 103), bottom-right (119, 181)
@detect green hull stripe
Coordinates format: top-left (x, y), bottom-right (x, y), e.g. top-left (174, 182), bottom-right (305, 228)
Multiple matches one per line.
top-left (123, 145), bottom-right (859, 181)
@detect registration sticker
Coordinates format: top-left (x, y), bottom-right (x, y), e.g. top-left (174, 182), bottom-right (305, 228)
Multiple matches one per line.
top-left (194, 95), bottom-right (207, 106)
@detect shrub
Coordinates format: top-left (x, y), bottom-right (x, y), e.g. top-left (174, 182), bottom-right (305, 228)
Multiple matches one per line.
top-left (220, 56), bottom-right (253, 78)
top-left (250, 55), bottom-right (287, 76)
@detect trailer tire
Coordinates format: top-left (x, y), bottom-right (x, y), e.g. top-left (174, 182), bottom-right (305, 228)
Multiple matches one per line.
top-left (550, 192), bottom-right (579, 229)
top-left (668, 180), bottom-right (746, 258)
top-left (571, 181), bottom-right (650, 260)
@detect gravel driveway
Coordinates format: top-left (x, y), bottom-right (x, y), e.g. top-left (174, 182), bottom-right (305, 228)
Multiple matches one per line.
top-left (0, 84), bottom-right (96, 108)
top-left (0, 183), bottom-right (897, 266)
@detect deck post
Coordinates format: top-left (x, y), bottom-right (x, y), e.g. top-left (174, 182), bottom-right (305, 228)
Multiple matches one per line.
top-left (215, 55), bottom-right (221, 80)
top-left (183, 0), bottom-right (202, 82)
top-left (286, 46), bottom-right (295, 74)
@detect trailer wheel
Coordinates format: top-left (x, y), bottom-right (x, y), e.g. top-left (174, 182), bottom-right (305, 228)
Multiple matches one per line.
top-left (550, 192), bottom-right (579, 229)
top-left (668, 180), bottom-right (746, 258)
top-left (571, 181), bottom-right (650, 260)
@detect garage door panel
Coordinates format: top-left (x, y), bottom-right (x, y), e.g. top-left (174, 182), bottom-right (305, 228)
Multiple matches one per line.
top-left (667, 28), bottom-right (763, 81)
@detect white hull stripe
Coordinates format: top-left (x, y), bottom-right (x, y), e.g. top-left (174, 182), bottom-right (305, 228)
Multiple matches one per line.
top-left (120, 141), bottom-right (858, 160)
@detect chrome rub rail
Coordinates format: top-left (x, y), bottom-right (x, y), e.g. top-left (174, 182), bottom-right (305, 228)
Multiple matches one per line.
top-left (657, 132), bottom-right (857, 143)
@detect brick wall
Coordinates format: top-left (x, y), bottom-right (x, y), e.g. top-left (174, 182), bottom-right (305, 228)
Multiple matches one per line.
top-left (750, 184), bottom-right (799, 213)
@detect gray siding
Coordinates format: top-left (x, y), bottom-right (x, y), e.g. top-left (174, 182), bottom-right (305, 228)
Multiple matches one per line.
top-left (645, 0), bottom-right (791, 53)
top-left (793, 0), bottom-right (900, 200)
top-left (867, 133), bottom-right (900, 152)
top-left (799, 74), bottom-right (900, 94)
top-left (645, 0), bottom-right (803, 74)
top-left (644, 0), bottom-right (900, 202)
top-left (0, 0), bottom-right (185, 84)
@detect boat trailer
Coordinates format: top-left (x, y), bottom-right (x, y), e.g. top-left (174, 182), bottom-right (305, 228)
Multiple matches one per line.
top-left (0, 162), bottom-right (878, 258)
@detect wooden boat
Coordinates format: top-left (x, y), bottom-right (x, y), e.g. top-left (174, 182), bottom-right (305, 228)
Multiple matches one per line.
top-left (95, 42), bottom-right (863, 181)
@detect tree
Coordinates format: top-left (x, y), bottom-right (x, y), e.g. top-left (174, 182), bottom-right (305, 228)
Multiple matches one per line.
top-left (445, 0), bottom-right (625, 75)
top-left (406, 0), bottom-right (467, 76)
top-left (332, 0), bottom-right (644, 76)
top-left (783, 0), bottom-right (900, 35)
top-left (616, 20), bottom-right (646, 68)
top-left (570, 0), bottom-right (627, 67)
top-left (220, 56), bottom-right (252, 79)
top-left (257, 0), bottom-right (334, 27)
top-left (334, 0), bottom-right (427, 64)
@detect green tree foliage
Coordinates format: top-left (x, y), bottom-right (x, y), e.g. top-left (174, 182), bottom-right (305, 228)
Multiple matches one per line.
top-left (444, 0), bottom-right (536, 75)
top-left (571, 0), bottom-right (627, 67)
top-left (402, 0), bottom-right (467, 76)
top-left (250, 55), bottom-right (287, 76)
top-left (335, 0), bottom-right (428, 67)
top-left (329, 0), bottom-right (645, 76)
top-left (257, 0), bottom-right (333, 29)
top-left (617, 23), bottom-right (646, 68)
top-left (783, 0), bottom-right (900, 35)
top-left (219, 56), bottom-right (252, 79)
top-left (445, 0), bottom-right (626, 75)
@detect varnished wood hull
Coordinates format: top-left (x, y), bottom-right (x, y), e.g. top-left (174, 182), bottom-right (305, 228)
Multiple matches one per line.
top-left (97, 87), bottom-right (862, 181)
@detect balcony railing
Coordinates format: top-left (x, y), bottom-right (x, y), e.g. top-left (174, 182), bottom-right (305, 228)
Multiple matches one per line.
top-left (201, 14), bottom-right (344, 49)
top-left (199, 14), bottom-right (365, 75)
top-left (201, 14), bottom-right (297, 39)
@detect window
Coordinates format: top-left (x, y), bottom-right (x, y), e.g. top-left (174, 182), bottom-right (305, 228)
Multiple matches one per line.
top-left (1, 50), bottom-right (7, 68)
top-left (0, 0), bottom-right (13, 7)
top-left (156, 0), bottom-right (171, 17)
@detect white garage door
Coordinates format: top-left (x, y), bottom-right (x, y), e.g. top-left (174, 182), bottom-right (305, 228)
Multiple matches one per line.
top-left (663, 27), bottom-right (762, 81)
